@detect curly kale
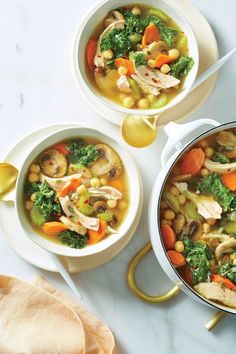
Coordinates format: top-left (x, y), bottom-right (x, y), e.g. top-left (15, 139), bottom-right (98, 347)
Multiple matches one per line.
top-left (119, 8), bottom-right (148, 34)
top-left (170, 56), bottom-right (194, 79)
top-left (59, 230), bottom-right (88, 249)
top-left (216, 261), bottom-right (236, 284)
top-left (67, 140), bottom-right (100, 167)
top-left (132, 51), bottom-right (147, 67)
top-left (32, 182), bottom-right (61, 221)
top-left (149, 16), bottom-right (177, 47)
top-left (100, 28), bottom-right (133, 57)
top-left (212, 152), bottom-right (230, 164)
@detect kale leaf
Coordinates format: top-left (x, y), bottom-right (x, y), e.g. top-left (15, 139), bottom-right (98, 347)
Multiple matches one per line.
top-left (183, 236), bottom-right (212, 285)
top-left (197, 173), bottom-right (236, 211)
top-left (149, 16), bottom-right (177, 47)
top-left (59, 230), bottom-right (88, 249)
top-left (67, 140), bottom-right (100, 167)
top-left (32, 182), bottom-right (61, 221)
top-left (216, 261), bottom-right (236, 284)
top-left (132, 51), bottom-right (147, 67)
top-left (100, 28), bottom-right (133, 57)
top-left (212, 152), bottom-right (230, 164)
top-left (120, 9), bottom-right (148, 34)
top-left (170, 56), bottom-right (194, 79)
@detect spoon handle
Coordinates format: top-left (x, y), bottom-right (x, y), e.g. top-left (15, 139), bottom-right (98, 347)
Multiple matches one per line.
top-left (191, 48), bottom-right (236, 92)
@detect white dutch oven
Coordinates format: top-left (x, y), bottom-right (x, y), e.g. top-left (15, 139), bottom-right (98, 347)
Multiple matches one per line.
top-left (73, 0), bottom-right (199, 116)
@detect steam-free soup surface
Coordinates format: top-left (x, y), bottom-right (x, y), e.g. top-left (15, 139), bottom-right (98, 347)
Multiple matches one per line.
top-left (85, 4), bottom-right (194, 110)
top-left (160, 129), bottom-right (236, 309)
top-left (24, 137), bottom-right (128, 249)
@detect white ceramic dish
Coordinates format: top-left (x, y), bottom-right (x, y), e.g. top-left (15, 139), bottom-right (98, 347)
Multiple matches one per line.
top-left (0, 123), bottom-right (143, 272)
top-left (73, 0), bottom-right (199, 117)
top-left (149, 119), bottom-right (236, 315)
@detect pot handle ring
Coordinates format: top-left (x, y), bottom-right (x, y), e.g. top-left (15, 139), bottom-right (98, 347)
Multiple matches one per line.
top-left (161, 119), bottom-right (220, 168)
top-left (127, 242), bottom-right (180, 303)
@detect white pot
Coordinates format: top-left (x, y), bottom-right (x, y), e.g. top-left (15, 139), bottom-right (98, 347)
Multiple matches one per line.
top-left (149, 119), bottom-right (236, 315)
top-left (72, 0), bottom-right (199, 116)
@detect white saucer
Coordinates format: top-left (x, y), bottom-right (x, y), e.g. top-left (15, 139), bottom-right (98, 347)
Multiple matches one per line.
top-left (0, 123), bottom-right (143, 273)
top-left (74, 0), bottom-right (218, 127)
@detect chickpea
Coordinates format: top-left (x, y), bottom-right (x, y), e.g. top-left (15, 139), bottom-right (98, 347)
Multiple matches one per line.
top-left (25, 200), bottom-right (33, 210)
top-left (118, 66), bottom-right (128, 76)
top-left (230, 253), bottom-right (236, 260)
top-left (76, 184), bottom-right (87, 195)
top-left (198, 139), bottom-right (209, 149)
top-left (168, 48), bottom-right (180, 60)
top-left (160, 64), bottom-right (171, 74)
top-left (148, 59), bottom-right (156, 68)
top-left (107, 199), bottom-right (117, 209)
top-left (30, 164), bottom-right (40, 173)
top-left (137, 98), bottom-right (149, 109)
top-left (123, 96), bottom-right (135, 108)
top-left (30, 193), bottom-right (36, 202)
top-left (131, 6), bottom-right (141, 16)
top-left (170, 186), bottom-right (179, 196)
top-left (161, 219), bottom-right (172, 226)
top-left (205, 147), bottom-right (214, 158)
top-left (90, 178), bottom-right (100, 188)
top-left (175, 240), bottom-right (184, 253)
top-left (100, 177), bottom-right (108, 186)
top-left (177, 194), bottom-right (186, 206)
top-left (102, 49), bottom-right (114, 60)
top-left (119, 93), bottom-right (127, 101)
top-left (160, 200), bottom-right (168, 209)
top-left (118, 201), bottom-right (127, 210)
top-left (207, 218), bottom-right (216, 226)
top-left (203, 223), bottom-right (211, 233)
top-left (200, 168), bottom-right (209, 177)
top-left (28, 173), bottom-right (39, 183)
top-left (147, 94), bottom-right (156, 103)
top-left (164, 209), bottom-right (175, 220)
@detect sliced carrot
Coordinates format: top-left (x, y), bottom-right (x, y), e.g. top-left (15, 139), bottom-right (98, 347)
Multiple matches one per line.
top-left (161, 224), bottom-right (176, 250)
top-left (53, 143), bottom-right (69, 156)
top-left (155, 54), bottom-right (173, 68)
top-left (180, 148), bottom-right (205, 176)
top-left (42, 222), bottom-right (68, 235)
top-left (58, 178), bottom-right (81, 197)
top-left (167, 250), bottom-right (186, 268)
top-left (86, 37), bottom-right (97, 71)
top-left (211, 274), bottom-right (236, 291)
top-left (181, 265), bottom-right (193, 286)
top-left (114, 58), bottom-right (135, 76)
top-left (222, 172), bottom-right (236, 191)
top-left (87, 220), bottom-right (107, 245)
top-left (142, 23), bottom-right (160, 46)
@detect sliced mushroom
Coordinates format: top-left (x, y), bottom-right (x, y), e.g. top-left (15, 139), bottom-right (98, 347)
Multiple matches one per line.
top-left (215, 239), bottom-right (236, 262)
top-left (182, 220), bottom-right (202, 241)
top-left (90, 144), bottom-right (123, 178)
top-left (39, 149), bottom-right (67, 178)
top-left (172, 214), bottom-right (185, 235)
top-left (94, 201), bottom-right (107, 214)
top-left (204, 159), bottom-right (236, 174)
top-left (104, 10), bottom-right (124, 27)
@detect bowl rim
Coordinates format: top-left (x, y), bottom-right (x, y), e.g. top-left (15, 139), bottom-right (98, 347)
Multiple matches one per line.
top-left (72, 0), bottom-right (199, 116)
top-left (149, 120), bottom-right (236, 315)
top-left (15, 126), bottom-right (141, 257)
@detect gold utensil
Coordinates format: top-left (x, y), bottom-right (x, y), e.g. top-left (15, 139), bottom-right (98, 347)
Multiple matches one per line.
top-left (0, 163), bottom-right (18, 201)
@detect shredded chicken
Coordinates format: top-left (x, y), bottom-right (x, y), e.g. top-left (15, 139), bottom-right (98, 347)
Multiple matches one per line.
top-left (40, 173), bottom-right (82, 191)
top-left (201, 232), bottom-right (230, 242)
top-left (134, 65), bottom-right (180, 89)
top-left (88, 186), bottom-right (122, 200)
top-left (204, 159), bottom-right (236, 174)
top-left (59, 216), bottom-right (87, 235)
top-left (195, 282), bottom-right (236, 308)
top-left (215, 239), bottom-right (236, 262)
top-left (131, 74), bottom-right (160, 95)
top-left (116, 75), bottom-right (131, 93)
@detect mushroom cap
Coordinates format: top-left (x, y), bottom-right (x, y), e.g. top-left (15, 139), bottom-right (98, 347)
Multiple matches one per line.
top-left (39, 149), bottom-right (67, 178)
top-left (215, 238), bottom-right (236, 262)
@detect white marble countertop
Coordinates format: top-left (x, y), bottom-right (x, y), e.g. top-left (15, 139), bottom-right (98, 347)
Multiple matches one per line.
top-left (0, 0), bottom-right (235, 353)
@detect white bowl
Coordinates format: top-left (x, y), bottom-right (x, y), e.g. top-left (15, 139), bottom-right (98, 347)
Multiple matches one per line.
top-left (15, 127), bottom-right (141, 257)
top-left (72, 0), bottom-right (199, 116)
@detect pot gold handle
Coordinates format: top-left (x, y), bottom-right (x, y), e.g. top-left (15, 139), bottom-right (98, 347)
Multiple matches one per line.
top-left (127, 242), bottom-right (180, 303)
top-left (205, 311), bottom-right (227, 331)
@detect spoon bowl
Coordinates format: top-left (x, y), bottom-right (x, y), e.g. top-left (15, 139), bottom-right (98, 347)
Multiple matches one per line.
top-left (0, 163), bottom-right (18, 201)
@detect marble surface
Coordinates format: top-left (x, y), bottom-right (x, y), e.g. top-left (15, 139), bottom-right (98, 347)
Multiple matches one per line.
top-left (0, 0), bottom-right (235, 353)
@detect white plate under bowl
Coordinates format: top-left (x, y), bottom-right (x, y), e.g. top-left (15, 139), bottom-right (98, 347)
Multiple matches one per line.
top-left (0, 123), bottom-right (143, 273)
top-left (72, 0), bottom-right (218, 127)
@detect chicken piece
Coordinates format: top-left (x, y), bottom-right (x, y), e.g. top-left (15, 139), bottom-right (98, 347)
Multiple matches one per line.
top-left (104, 10), bottom-right (124, 27)
top-left (195, 282), bottom-right (236, 308)
top-left (134, 65), bottom-right (180, 89)
top-left (204, 159), bottom-right (236, 174)
top-left (40, 173), bottom-right (82, 191)
top-left (116, 75), bottom-right (131, 93)
top-left (88, 186), bottom-right (122, 200)
top-left (59, 216), bottom-right (87, 236)
top-left (131, 74), bottom-right (160, 95)
top-left (215, 239), bottom-right (236, 262)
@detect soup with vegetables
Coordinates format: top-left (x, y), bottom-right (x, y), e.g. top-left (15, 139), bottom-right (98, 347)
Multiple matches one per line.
top-left (24, 138), bottom-right (128, 249)
top-left (160, 129), bottom-right (236, 309)
top-left (85, 4), bottom-right (194, 110)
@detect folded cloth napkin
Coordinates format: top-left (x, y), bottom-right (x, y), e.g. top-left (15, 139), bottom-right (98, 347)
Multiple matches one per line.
top-left (0, 275), bottom-right (117, 354)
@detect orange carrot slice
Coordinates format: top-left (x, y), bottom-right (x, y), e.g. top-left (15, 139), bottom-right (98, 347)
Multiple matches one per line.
top-left (167, 250), bottom-right (186, 268)
top-left (222, 172), bottom-right (236, 191)
top-left (211, 274), bottom-right (236, 291)
top-left (86, 38), bottom-right (97, 71)
top-left (58, 178), bottom-right (81, 197)
top-left (53, 143), bottom-right (69, 156)
top-left (42, 222), bottom-right (68, 235)
top-left (114, 58), bottom-right (135, 76)
top-left (180, 148), bottom-right (205, 176)
top-left (142, 23), bottom-right (160, 46)
top-left (87, 220), bottom-right (107, 245)
top-left (161, 224), bottom-right (176, 250)
top-left (155, 54), bottom-right (173, 68)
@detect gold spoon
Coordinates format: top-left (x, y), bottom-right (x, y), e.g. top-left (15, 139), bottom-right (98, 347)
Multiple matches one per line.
top-left (0, 163), bottom-right (18, 201)
top-left (122, 48), bottom-right (236, 147)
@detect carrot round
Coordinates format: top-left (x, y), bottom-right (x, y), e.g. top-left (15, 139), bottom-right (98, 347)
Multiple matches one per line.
top-left (155, 54), bottom-right (173, 68)
top-left (42, 222), bottom-right (68, 235)
top-left (211, 274), bottom-right (236, 291)
top-left (161, 224), bottom-right (176, 250)
top-left (180, 148), bottom-right (205, 176)
top-left (142, 23), bottom-right (160, 46)
top-left (167, 250), bottom-right (186, 268)
top-left (58, 178), bottom-right (81, 197)
top-left (53, 143), bottom-right (69, 156)
top-left (115, 58), bottom-right (135, 76)
top-left (222, 172), bottom-right (236, 191)
top-left (86, 37), bottom-right (97, 71)
top-left (181, 265), bottom-right (193, 286)
top-left (87, 220), bottom-right (107, 245)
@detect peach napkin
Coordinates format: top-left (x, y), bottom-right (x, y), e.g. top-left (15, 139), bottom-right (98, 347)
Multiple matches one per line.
top-left (0, 275), bottom-right (117, 354)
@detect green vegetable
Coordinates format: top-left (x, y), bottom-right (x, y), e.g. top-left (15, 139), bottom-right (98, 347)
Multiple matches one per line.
top-left (97, 210), bottom-right (113, 222)
top-left (212, 152), bottom-right (230, 164)
top-left (67, 140), bottom-right (100, 167)
top-left (147, 8), bottom-right (168, 22)
top-left (100, 28), bottom-right (133, 58)
top-left (170, 56), bottom-right (194, 79)
top-left (149, 16), bottom-right (177, 47)
top-left (183, 236), bottom-right (212, 285)
top-left (197, 173), bottom-right (236, 211)
top-left (119, 8), bottom-right (147, 34)
top-left (223, 222), bottom-right (236, 234)
top-left (30, 205), bottom-right (45, 226)
top-left (151, 94), bottom-right (168, 109)
top-left (32, 182), bottom-right (61, 221)
top-left (128, 77), bottom-right (142, 99)
top-left (132, 51), bottom-right (147, 68)
top-left (184, 201), bottom-right (200, 221)
top-left (129, 33), bottom-right (142, 43)
top-left (163, 191), bottom-right (180, 213)
top-left (59, 230), bottom-right (88, 249)
top-left (217, 261), bottom-right (236, 284)
top-left (78, 192), bottom-right (93, 216)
